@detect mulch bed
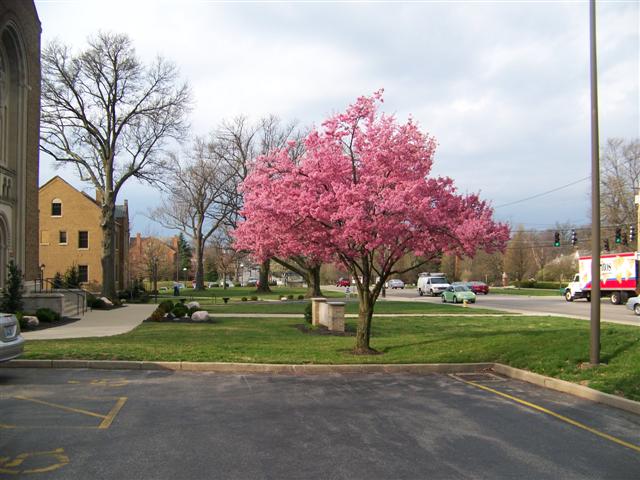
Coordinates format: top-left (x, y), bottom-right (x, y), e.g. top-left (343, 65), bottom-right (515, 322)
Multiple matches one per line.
top-left (294, 323), bottom-right (355, 337)
top-left (21, 317), bottom-right (81, 332)
top-left (143, 318), bottom-right (216, 324)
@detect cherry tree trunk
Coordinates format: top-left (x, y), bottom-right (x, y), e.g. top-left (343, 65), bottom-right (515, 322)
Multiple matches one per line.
top-left (256, 259), bottom-right (272, 293)
top-left (304, 265), bottom-right (322, 298)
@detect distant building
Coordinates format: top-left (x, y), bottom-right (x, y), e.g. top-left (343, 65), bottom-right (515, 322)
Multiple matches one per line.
top-left (0, 0), bottom-right (41, 287)
top-left (129, 233), bottom-right (178, 282)
top-left (39, 176), bottom-right (130, 291)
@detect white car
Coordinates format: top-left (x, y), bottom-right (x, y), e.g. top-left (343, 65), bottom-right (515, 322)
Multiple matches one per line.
top-left (0, 313), bottom-right (24, 362)
top-left (626, 296), bottom-right (640, 315)
top-left (386, 279), bottom-right (405, 289)
top-left (219, 280), bottom-right (235, 288)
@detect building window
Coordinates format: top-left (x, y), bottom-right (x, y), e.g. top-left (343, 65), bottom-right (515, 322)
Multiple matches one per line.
top-left (59, 231), bottom-right (67, 245)
top-left (78, 265), bottom-right (88, 283)
top-left (40, 230), bottom-right (49, 245)
top-left (78, 231), bottom-right (89, 249)
top-left (51, 199), bottom-right (62, 216)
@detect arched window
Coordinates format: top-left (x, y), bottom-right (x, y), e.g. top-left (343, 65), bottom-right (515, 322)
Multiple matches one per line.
top-left (51, 198), bottom-right (62, 216)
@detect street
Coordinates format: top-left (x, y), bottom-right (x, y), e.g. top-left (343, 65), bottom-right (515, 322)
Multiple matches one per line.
top-left (1, 368), bottom-right (639, 479)
top-left (370, 287), bottom-right (640, 327)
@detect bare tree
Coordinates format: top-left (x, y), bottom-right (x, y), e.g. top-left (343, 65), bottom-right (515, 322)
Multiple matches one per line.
top-left (600, 138), bottom-right (640, 229)
top-left (40, 32), bottom-right (191, 299)
top-left (152, 139), bottom-right (234, 290)
top-left (130, 237), bottom-right (173, 292)
top-left (209, 232), bottom-right (241, 290)
top-left (213, 115), bottom-right (303, 292)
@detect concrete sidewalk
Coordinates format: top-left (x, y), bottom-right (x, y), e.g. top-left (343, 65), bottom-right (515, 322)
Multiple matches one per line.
top-left (22, 304), bottom-right (156, 340)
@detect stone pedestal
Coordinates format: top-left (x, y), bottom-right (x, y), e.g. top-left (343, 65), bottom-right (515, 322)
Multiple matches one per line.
top-left (321, 302), bottom-right (345, 332)
top-left (311, 297), bottom-right (327, 326)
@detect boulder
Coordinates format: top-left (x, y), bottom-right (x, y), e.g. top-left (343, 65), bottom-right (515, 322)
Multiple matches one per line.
top-left (186, 301), bottom-right (200, 310)
top-left (164, 312), bottom-right (175, 320)
top-left (100, 297), bottom-right (114, 307)
top-left (24, 316), bottom-right (39, 328)
top-left (191, 310), bottom-right (210, 322)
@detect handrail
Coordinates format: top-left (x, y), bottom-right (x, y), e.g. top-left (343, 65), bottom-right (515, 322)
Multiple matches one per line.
top-left (33, 278), bottom-right (87, 317)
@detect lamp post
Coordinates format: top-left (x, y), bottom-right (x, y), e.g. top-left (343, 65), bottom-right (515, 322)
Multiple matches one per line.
top-left (182, 267), bottom-right (187, 284)
top-left (39, 263), bottom-right (45, 291)
top-left (240, 263), bottom-right (244, 286)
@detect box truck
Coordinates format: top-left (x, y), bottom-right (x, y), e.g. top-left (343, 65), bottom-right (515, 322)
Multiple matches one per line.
top-left (564, 252), bottom-right (638, 304)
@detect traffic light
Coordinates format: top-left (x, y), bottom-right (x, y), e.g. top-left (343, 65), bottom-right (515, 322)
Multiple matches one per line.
top-left (604, 239), bottom-right (610, 252)
top-left (553, 232), bottom-right (560, 247)
top-left (615, 228), bottom-right (622, 244)
top-left (571, 229), bottom-right (577, 246)
top-left (630, 225), bottom-right (636, 242)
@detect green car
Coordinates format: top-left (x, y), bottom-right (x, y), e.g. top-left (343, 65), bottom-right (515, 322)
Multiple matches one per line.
top-left (442, 285), bottom-right (477, 304)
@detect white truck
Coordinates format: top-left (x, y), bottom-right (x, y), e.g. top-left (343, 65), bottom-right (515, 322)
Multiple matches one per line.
top-left (417, 272), bottom-right (450, 296)
top-left (564, 252), bottom-right (638, 305)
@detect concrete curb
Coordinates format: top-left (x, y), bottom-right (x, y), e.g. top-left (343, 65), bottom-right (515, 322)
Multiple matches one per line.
top-left (492, 363), bottom-right (640, 416)
top-left (3, 360), bottom-right (639, 416)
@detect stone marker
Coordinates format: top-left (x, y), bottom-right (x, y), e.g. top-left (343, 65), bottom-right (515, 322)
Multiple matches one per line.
top-left (310, 297), bottom-right (327, 326)
top-left (187, 301), bottom-right (200, 310)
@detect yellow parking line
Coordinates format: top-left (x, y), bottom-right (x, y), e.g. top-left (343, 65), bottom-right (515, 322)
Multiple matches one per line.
top-left (98, 397), bottom-right (127, 429)
top-left (13, 396), bottom-right (106, 420)
top-left (451, 375), bottom-right (640, 454)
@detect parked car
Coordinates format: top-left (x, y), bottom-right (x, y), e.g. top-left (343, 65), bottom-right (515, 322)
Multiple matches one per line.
top-left (467, 281), bottom-right (489, 295)
top-left (442, 285), bottom-right (477, 304)
top-left (219, 280), bottom-right (235, 288)
top-left (245, 278), bottom-right (258, 287)
top-left (626, 296), bottom-right (640, 315)
top-left (0, 313), bottom-right (24, 362)
top-left (336, 278), bottom-right (350, 287)
top-left (386, 279), bottom-right (405, 289)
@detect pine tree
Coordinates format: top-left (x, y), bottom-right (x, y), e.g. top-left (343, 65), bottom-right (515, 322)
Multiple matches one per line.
top-left (2, 261), bottom-right (24, 313)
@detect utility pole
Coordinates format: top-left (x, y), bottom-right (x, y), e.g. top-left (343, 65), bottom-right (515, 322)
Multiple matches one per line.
top-left (589, 0), bottom-right (601, 365)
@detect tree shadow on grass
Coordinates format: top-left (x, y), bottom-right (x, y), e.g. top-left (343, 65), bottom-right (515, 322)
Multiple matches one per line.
top-left (378, 328), bottom-right (580, 354)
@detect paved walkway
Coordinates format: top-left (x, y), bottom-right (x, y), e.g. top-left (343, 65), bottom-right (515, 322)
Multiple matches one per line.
top-left (22, 304), bottom-right (155, 340)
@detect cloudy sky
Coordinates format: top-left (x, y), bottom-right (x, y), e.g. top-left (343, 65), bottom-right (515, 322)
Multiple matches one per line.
top-left (35, 0), bottom-right (639, 236)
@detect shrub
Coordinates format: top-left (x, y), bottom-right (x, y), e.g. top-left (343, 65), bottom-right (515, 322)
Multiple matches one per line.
top-left (36, 307), bottom-right (60, 323)
top-left (241, 297), bottom-right (248, 302)
top-left (52, 272), bottom-right (64, 289)
top-left (1, 261), bottom-right (23, 313)
top-left (149, 308), bottom-right (165, 322)
top-left (171, 303), bottom-right (189, 318)
top-left (250, 296), bottom-right (258, 301)
top-left (64, 265), bottom-right (81, 288)
top-left (297, 295), bottom-right (305, 300)
top-left (87, 295), bottom-right (106, 309)
top-left (287, 294), bottom-right (294, 300)
top-left (188, 306), bottom-right (199, 316)
top-left (304, 303), bottom-right (312, 324)
top-left (158, 300), bottom-right (174, 314)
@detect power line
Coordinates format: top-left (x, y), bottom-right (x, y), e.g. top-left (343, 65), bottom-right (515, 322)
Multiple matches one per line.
top-left (494, 176), bottom-right (590, 209)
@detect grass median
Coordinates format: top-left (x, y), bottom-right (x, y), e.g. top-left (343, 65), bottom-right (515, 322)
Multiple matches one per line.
top-left (23, 315), bottom-right (640, 401)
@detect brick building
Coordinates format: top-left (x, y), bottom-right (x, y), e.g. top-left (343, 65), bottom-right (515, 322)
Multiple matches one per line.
top-left (129, 233), bottom-right (179, 285)
top-left (39, 176), bottom-right (130, 291)
top-left (0, 0), bottom-right (41, 286)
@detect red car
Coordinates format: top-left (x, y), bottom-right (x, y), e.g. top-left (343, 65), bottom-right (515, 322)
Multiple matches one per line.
top-left (467, 281), bottom-right (489, 295)
top-left (336, 278), bottom-right (350, 287)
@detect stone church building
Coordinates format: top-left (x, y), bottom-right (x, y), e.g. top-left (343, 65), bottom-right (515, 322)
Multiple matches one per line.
top-left (0, 0), bottom-right (40, 287)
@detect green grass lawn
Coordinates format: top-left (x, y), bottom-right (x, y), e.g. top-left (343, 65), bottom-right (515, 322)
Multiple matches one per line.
top-left (198, 300), bottom-right (506, 315)
top-left (23, 315), bottom-right (640, 401)
top-left (490, 287), bottom-right (562, 296)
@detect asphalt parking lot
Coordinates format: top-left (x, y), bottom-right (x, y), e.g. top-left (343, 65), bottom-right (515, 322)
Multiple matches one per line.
top-left (1, 368), bottom-right (639, 479)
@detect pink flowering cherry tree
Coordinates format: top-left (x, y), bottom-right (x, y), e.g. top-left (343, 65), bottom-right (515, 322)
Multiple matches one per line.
top-left (235, 91), bottom-right (509, 353)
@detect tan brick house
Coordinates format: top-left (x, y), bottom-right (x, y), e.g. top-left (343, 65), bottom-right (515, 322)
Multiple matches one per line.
top-left (0, 0), bottom-right (41, 287)
top-left (39, 176), bottom-right (130, 291)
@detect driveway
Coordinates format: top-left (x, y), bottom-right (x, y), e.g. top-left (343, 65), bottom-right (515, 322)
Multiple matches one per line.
top-left (1, 368), bottom-right (638, 479)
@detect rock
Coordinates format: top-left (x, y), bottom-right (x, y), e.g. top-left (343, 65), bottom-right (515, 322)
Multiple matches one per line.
top-left (191, 310), bottom-right (210, 322)
top-left (186, 301), bottom-right (200, 310)
top-left (24, 316), bottom-right (39, 328)
top-left (100, 297), bottom-right (114, 307)
top-left (164, 312), bottom-right (175, 320)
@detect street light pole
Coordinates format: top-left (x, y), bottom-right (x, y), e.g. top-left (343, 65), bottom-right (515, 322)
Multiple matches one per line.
top-left (589, 0), bottom-right (601, 365)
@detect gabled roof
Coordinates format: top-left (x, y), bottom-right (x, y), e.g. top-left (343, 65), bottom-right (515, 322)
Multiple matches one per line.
top-left (40, 176), bottom-right (128, 215)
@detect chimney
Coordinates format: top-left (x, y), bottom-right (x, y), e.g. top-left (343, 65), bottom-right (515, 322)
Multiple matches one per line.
top-left (95, 189), bottom-right (103, 204)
